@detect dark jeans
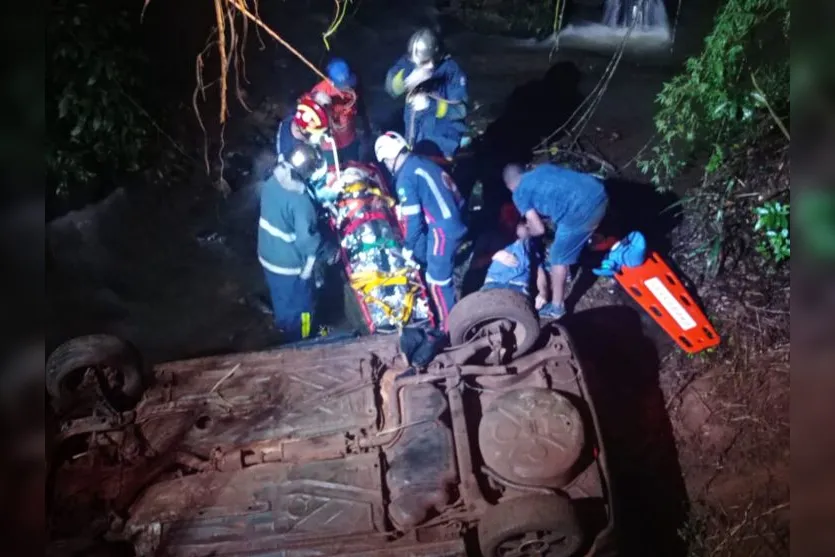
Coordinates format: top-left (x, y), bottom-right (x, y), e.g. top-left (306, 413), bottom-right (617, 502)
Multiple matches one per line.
top-left (263, 270), bottom-right (316, 342)
top-left (481, 282), bottom-right (528, 296)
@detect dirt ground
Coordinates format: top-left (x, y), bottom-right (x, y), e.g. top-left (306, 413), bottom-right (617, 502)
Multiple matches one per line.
top-left (46, 0), bottom-right (789, 554)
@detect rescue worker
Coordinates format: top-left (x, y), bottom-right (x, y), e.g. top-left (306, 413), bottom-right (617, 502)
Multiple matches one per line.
top-left (258, 143), bottom-right (330, 342)
top-left (309, 58), bottom-right (372, 164)
top-left (384, 28), bottom-right (468, 160)
top-left (375, 131), bottom-right (467, 329)
top-left (275, 95), bottom-right (330, 161)
top-left (503, 163), bottom-right (609, 319)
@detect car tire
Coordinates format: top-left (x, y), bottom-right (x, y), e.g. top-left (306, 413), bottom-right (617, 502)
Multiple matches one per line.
top-left (46, 334), bottom-right (147, 415)
top-left (478, 494), bottom-right (583, 557)
top-left (447, 288), bottom-right (540, 358)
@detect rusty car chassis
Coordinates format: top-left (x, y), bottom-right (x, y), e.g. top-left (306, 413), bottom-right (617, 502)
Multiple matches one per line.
top-left (47, 295), bottom-right (617, 557)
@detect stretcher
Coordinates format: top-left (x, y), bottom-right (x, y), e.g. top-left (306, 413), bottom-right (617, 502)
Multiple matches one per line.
top-left (311, 162), bottom-right (435, 333)
top-left (614, 252), bottom-right (720, 353)
top-left (591, 234), bottom-right (720, 354)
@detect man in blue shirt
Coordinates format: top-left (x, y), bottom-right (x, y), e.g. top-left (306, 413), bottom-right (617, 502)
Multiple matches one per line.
top-left (375, 131), bottom-right (467, 330)
top-left (482, 220), bottom-right (550, 309)
top-left (385, 28), bottom-right (468, 160)
top-left (504, 163), bottom-right (609, 319)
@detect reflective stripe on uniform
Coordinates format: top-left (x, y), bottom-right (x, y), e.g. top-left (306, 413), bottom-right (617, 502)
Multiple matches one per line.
top-left (259, 218), bottom-right (297, 242)
top-left (435, 99), bottom-right (449, 119)
top-left (301, 312), bottom-right (311, 339)
top-left (431, 227), bottom-right (447, 257)
top-left (391, 69), bottom-right (407, 96)
top-left (415, 168), bottom-right (452, 219)
top-left (301, 255), bottom-right (316, 278)
top-left (259, 256), bottom-right (302, 275)
top-left (401, 204), bottom-right (421, 216)
top-left (425, 272), bottom-right (452, 286)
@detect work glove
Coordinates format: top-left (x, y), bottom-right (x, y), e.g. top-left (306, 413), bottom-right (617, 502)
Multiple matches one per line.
top-left (307, 128), bottom-right (328, 146)
top-left (300, 256), bottom-right (316, 281)
top-left (400, 248), bottom-right (419, 269)
top-left (408, 92), bottom-right (430, 112)
top-left (403, 64), bottom-right (434, 91)
top-left (312, 91), bottom-right (332, 107)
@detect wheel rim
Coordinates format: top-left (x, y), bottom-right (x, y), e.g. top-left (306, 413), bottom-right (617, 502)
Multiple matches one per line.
top-left (462, 318), bottom-right (526, 350)
top-left (496, 530), bottom-right (575, 557)
top-left (56, 364), bottom-right (132, 414)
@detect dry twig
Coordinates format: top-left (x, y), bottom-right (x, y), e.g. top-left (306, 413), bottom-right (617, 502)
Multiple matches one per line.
top-left (211, 363), bottom-right (241, 392)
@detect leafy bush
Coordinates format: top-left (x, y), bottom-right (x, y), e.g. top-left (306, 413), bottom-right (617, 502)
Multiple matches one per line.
top-left (753, 200), bottom-right (790, 262)
top-left (47, 1), bottom-right (153, 202)
top-left (638, 0), bottom-right (790, 188)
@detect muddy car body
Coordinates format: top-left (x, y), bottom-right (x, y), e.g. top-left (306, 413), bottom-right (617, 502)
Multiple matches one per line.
top-left (47, 290), bottom-right (617, 557)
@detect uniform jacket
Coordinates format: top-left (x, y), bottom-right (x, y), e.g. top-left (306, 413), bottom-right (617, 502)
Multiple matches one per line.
top-left (385, 55), bottom-right (468, 152)
top-left (394, 154), bottom-right (467, 252)
top-left (257, 163), bottom-right (322, 277)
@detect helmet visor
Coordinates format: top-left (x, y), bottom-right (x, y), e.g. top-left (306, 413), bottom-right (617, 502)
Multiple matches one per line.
top-left (410, 40), bottom-right (433, 65)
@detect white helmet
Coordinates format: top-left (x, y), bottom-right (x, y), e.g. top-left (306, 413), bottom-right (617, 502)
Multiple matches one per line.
top-left (374, 131), bottom-right (409, 163)
top-left (287, 143), bottom-right (327, 182)
top-left (407, 28), bottom-right (439, 65)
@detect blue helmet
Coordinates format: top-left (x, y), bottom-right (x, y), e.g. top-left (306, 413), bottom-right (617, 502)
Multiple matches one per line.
top-left (326, 58), bottom-right (357, 89)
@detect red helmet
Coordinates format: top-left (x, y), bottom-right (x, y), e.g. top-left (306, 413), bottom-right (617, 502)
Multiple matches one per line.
top-left (293, 95), bottom-right (330, 135)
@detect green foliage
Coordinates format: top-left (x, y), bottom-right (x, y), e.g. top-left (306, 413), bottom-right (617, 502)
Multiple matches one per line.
top-left (753, 200), bottom-right (790, 262)
top-left (48, 1), bottom-right (152, 200)
top-left (638, 0), bottom-right (790, 188)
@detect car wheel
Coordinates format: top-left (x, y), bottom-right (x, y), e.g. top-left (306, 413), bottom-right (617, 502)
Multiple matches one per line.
top-left (46, 334), bottom-right (147, 416)
top-left (447, 288), bottom-right (540, 358)
top-left (478, 494), bottom-right (583, 557)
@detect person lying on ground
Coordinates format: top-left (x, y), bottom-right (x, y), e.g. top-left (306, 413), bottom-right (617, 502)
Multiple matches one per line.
top-left (481, 220), bottom-right (550, 310)
top-left (503, 162), bottom-right (609, 319)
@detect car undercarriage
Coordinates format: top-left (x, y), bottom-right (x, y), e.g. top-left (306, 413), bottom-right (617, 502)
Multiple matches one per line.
top-left (47, 289), bottom-right (617, 557)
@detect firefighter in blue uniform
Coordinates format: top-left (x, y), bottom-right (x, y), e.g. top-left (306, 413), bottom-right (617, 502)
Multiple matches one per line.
top-left (384, 28), bottom-right (468, 160)
top-left (258, 143), bottom-right (330, 342)
top-left (375, 131), bottom-right (467, 329)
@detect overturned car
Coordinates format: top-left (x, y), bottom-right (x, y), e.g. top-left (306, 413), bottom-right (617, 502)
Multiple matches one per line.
top-left (47, 289), bottom-right (617, 557)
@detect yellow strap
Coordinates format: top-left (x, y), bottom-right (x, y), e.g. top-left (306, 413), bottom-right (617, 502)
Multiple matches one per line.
top-left (350, 268), bottom-right (422, 325)
top-left (398, 286), bottom-right (419, 323)
top-left (350, 272), bottom-right (408, 291)
top-left (342, 184), bottom-right (395, 206)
